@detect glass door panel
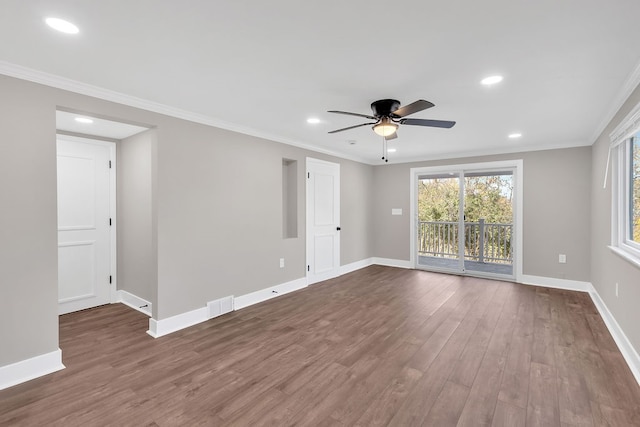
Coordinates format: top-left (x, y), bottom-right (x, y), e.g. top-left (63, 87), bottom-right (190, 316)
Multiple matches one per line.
top-left (416, 173), bottom-right (463, 272)
top-left (463, 171), bottom-right (514, 277)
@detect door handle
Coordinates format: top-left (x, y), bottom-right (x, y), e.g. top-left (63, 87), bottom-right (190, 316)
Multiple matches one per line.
top-left (336, 227), bottom-right (341, 231)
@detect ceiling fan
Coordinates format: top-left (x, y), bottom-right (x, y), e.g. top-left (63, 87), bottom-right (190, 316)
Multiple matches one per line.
top-left (327, 99), bottom-right (456, 141)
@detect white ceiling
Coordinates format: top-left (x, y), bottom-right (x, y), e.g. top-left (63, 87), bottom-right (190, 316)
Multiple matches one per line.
top-left (2, 0), bottom-right (640, 164)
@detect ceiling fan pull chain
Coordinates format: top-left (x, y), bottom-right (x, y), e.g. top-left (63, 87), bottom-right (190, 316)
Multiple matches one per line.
top-left (383, 135), bottom-right (389, 163)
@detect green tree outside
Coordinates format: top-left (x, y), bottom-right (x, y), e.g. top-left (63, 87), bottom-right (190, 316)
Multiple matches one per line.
top-left (418, 175), bottom-right (513, 223)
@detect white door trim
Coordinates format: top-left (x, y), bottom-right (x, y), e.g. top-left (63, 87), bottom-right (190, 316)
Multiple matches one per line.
top-left (56, 134), bottom-right (117, 308)
top-left (409, 159), bottom-right (523, 281)
top-left (108, 142), bottom-right (117, 303)
top-left (306, 157), bottom-right (341, 284)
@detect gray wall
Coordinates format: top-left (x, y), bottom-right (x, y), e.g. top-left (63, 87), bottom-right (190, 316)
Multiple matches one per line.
top-left (371, 146), bottom-right (592, 282)
top-left (154, 120), bottom-right (374, 318)
top-left (0, 74), bottom-right (374, 367)
top-left (117, 129), bottom-right (157, 306)
top-left (0, 77), bottom-right (59, 367)
top-left (591, 83), bottom-right (640, 353)
top-left (340, 161), bottom-right (374, 265)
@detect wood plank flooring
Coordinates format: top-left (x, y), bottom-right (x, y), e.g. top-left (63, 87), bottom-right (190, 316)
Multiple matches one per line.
top-left (1, 266), bottom-right (639, 426)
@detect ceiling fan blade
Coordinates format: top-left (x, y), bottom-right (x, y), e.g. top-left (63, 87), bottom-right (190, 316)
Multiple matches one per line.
top-left (327, 110), bottom-right (377, 120)
top-left (390, 100), bottom-right (435, 118)
top-left (385, 132), bottom-right (397, 141)
top-left (400, 118), bottom-right (456, 128)
top-left (328, 122), bottom-right (377, 134)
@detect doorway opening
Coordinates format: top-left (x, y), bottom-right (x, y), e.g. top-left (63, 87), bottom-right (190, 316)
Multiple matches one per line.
top-left (56, 109), bottom-right (151, 315)
top-left (410, 160), bottom-right (523, 281)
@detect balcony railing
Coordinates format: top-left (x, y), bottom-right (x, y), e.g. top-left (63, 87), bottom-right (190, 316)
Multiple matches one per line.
top-left (418, 219), bottom-right (513, 264)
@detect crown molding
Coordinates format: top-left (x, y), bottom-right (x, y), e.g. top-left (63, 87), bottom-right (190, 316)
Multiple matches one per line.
top-left (0, 61), bottom-right (369, 165)
top-left (0, 60), bottom-right (620, 167)
top-left (609, 97), bottom-right (640, 147)
top-left (590, 59), bottom-right (640, 144)
top-left (384, 138), bottom-right (591, 166)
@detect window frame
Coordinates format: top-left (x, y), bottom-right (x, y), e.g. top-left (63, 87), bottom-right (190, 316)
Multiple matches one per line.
top-left (610, 101), bottom-right (640, 268)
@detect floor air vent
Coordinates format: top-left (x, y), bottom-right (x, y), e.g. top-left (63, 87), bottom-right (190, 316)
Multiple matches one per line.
top-left (207, 296), bottom-right (234, 319)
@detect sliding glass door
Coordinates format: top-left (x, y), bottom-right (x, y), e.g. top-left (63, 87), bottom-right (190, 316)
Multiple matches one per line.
top-left (415, 165), bottom-right (516, 280)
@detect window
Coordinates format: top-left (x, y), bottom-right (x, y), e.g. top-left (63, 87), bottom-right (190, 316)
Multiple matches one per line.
top-left (610, 101), bottom-right (640, 266)
top-left (617, 134), bottom-right (640, 249)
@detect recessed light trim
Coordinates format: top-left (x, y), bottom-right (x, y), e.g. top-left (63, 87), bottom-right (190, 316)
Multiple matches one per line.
top-left (508, 133), bottom-right (522, 139)
top-left (75, 117), bottom-right (93, 124)
top-left (306, 118), bottom-right (321, 124)
top-left (481, 75), bottom-right (503, 85)
top-left (45, 17), bottom-right (79, 34)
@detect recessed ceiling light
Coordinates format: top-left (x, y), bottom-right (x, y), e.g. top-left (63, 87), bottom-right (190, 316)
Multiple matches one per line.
top-left (508, 133), bottom-right (522, 139)
top-left (307, 118), bottom-right (321, 124)
top-left (45, 17), bottom-right (79, 34)
top-left (481, 75), bottom-right (503, 86)
top-left (75, 117), bottom-right (93, 124)
top-left (387, 148), bottom-right (397, 153)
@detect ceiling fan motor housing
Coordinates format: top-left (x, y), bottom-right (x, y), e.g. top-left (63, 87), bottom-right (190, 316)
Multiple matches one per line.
top-left (371, 99), bottom-right (401, 118)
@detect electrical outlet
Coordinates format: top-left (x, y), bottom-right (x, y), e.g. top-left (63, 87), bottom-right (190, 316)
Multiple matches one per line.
top-left (558, 254), bottom-right (566, 264)
top-left (279, 258), bottom-right (285, 268)
top-left (616, 282), bottom-right (619, 297)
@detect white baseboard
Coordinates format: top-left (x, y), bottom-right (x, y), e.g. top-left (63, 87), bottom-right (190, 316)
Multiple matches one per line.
top-left (147, 294), bottom-right (235, 339)
top-left (117, 290), bottom-right (152, 317)
top-left (0, 349), bottom-right (65, 391)
top-left (234, 277), bottom-right (307, 310)
top-left (340, 258), bottom-right (374, 276)
top-left (146, 277), bottom-right (309, 338)
top-left (519, 274), bottom-right (593, 292)
top-left (147, 307), bottom-right (208, 338)
top-left (588, 289), bottom-right (640, 386)
top-left (372, 257), bottom-right (413, 269)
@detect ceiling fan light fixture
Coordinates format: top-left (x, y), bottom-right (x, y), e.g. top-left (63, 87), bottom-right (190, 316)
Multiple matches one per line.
top-left (373, 119), bottom-right (398, 137)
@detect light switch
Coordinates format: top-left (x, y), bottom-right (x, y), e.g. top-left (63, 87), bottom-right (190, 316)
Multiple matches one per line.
top-left (392, 208), bottom-right (402, 215)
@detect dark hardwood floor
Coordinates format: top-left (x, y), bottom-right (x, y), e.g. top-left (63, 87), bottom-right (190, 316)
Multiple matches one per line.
top-left (1, 266), bottom-right (639, 426)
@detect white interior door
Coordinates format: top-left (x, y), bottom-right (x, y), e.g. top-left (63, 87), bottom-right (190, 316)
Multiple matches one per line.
top-left (306, 158), bottom-right (340, 284)
top-left (57, 136), bottom-right (114, 315)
